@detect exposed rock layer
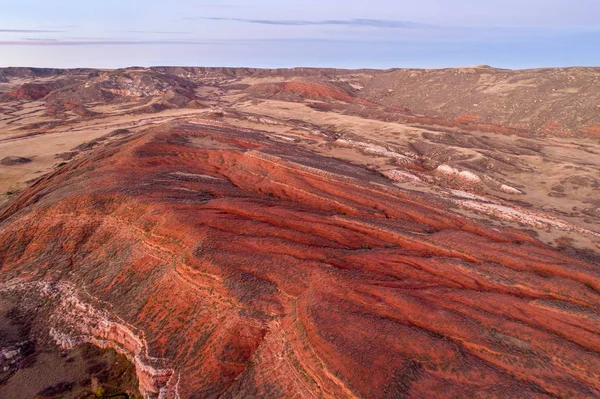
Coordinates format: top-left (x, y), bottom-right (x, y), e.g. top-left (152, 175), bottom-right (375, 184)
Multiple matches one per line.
top-left (1, 121), bottom-right (599, 398)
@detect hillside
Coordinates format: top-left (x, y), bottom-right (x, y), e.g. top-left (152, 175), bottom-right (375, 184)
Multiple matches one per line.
top-left (0, 66), bottom-right (599, 398)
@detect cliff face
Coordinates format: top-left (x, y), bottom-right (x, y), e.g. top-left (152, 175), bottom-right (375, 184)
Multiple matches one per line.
top-left (0, 281), bottom-right (169, 398)
top-left (1, 121), bottom-right (600, 398)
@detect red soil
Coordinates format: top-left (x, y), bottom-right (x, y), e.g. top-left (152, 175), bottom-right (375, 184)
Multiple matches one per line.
top-left (1, 122), bottom-right (599, 398)
top-left (3, 82), bottom-right (56, 101)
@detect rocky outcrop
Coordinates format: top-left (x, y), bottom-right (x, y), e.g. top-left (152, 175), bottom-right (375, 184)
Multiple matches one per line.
top-left (45, 70), bottom-right (198, 107)
top-left (2, 83), bottom-right (57, 101)
top-left (0, 281), bottom-right (177, 398)
top-left (0, 121), bottom-right (599, 398)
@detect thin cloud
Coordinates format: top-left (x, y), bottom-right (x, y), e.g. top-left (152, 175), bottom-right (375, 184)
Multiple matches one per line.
top-left (23, 38), bottom-right (60, 41)
top-left (198, 18), bottom-right (435, 29)
top-left (0, 38), bottom-right (354, 46)
top-left (0, 28), bottom-right (64, 33)
top-left (0, 39), bottom-right (219, 46)
top-left (41, 25), bottom-right (78, 29)
top-left (124, 30), bottom-right (193, 35)
top-left (199, 4), bottom-right (249, 8)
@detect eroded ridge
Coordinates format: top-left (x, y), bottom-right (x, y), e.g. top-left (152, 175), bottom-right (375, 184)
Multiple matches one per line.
top-left (0, 281), bottom-right (179, 399)
top-left (1, 122), bottom-right (599, 398)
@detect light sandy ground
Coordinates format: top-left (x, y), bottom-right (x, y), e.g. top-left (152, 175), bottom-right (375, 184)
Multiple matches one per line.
top-left (0, 105), bottom-right (210, 205)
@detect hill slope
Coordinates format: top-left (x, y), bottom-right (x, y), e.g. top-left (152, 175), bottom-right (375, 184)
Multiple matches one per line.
top-left (0, 66), bottom-right (600, 398)
top-left (0, 121), bottom-right (599, 398)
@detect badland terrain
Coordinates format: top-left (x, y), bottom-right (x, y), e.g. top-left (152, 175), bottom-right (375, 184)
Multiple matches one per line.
top-left (0, 65), bottom-right (599, 398)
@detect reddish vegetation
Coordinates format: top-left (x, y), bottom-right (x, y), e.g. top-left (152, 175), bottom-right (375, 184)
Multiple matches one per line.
top-left (541, 119), bottom-right (571, 136)
top-left (1, 122), bottom-right (600, 398)
top-left (454, 113), bottom-right (481, 124)
top-left (581, 125), bottom-right (600, 137)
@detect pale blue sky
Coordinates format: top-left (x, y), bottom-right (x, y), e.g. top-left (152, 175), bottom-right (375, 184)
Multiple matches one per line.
top-left (1, 0), bottom-right (599, 69)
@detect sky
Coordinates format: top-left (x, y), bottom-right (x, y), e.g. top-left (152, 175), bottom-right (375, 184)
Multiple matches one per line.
top-left (1, 0), bottom-right (600, 69)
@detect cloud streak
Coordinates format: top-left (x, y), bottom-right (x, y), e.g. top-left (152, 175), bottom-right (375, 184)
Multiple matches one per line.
top-left (0, 39), bottom-right (214, 46)
top-left (198, 18), bottom-right (435, 29)
top-left (23, 38), bottom-right (60, 41)
top-left (199, 4), bottom-right (249, 8)
top-left (0, 38), bottom-right (449, 47)
top-left (124, 30), bottom-right (193, 35)
top-left (0, 38), bottom-right (433, 47)
top-left (0, 28), bottom-right (64, 33)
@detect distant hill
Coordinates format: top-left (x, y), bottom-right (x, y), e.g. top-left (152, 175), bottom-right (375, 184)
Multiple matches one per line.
top-left (4, 65), bottom-right (600, 137)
